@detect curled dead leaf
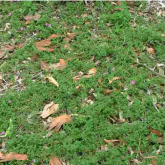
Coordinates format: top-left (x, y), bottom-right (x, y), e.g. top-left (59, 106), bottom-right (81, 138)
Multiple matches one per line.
top-left (73, 68), bottom-right (96, 81)
top-left (49, 155), bottom-right (61, 165)
top-left (103, 89), bottom-right (113, 95)
top-left (31, 54), bottom-right (39, 61)
top-left (36, 34), bottom-right (60, 52)
top-left (63, 45), bottom-right (72, 50)
top-left (147, 47), bottom-right (155, 55)
top-left (41, 102), bottom-right (59, 118)
top-left (88, 68), bottom-right (97, 76)
top-left (109, 77), bottom-right (122, 84)
top-left (0, 50), bottom-right (3, 59)
top-left (144, 156), bottom-right (158, 159)
top-left (24, 13), bottom-right (41, 21)
top-left (149, 127), bottom-right (163, 137)
top-left (44, 76), bottom-right (59, 87)
top-left (98, 77), bottom-right (102, 86)
top-left (67, 33), bottom-right (75, 39)
top-left (49, 114), bottom-right (72, 132)
top-left (0, 152), bottom-right (28, 162)
top-left (104, 139), bottom-right (120, 144)
top-left (41, 61), bottom-right (50, 71)
top-left (2, 44), bottom-right (16, 51)
top-left (50, 59), bottom-right (66, 70)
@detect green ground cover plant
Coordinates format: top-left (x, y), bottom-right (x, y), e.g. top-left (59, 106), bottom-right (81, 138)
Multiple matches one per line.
top-left (0, 1), bottom-right (165, 165)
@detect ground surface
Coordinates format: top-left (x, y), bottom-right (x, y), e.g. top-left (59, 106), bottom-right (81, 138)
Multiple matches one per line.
top-left (0, 1), bottom-right (165, 165)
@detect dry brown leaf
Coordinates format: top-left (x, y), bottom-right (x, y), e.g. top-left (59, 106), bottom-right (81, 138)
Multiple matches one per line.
top-left (36, 34), bottom-right (60, 52)
top-left (25, 20), bottom-right (31, 25)
top-left (103, 89), bottom-right (113, 95)
top-left (104, 139), bottom-right (120, 144)
top-left (73, 75), bottom-right (82, 81)
top-left (0, 73), bottom-right (3, 86)
top-left (63, 32), bottom-right (76, 42)
top-left (88, 68), bottom-right (97, 76)
top-left (49, 155), bottom-right (61, 165)
top-left (50, 59), bottom-right (66, 70)
top-left (0, 50), bottom-right (3, 59)
top-left (0, 152), bottom-right (28, 162)
top-left (149, 127), bottom-right (163, 137)
top-left (31, 54), bottom-right (39, 61)
top-left (109, 77), bottom-right (122, 84)
top-left (63, 45), bottom-right (72, 50)
top-left (2, 44), bottom-right (16, 51)
top-left (144, 156), bottom-right (158, 159)
top-left (15, 43), bottom-right (25, 49)
top-left (99, 144), bottom-right (109, 152)
top-left (151, 159), bottom-right (157, 165)
top-left (44, 76), bottom-right (59, 87)
top-left (67, 33), bottom-right (75, 39)
top-left (161, 34), bottom-right (165, 37)
top-left (73, 68), bottom-right (96, 81)
top-left (98, 77), bottom-right (102, 86)
top-left (49, 114), bottom-right (72, 132)
top-left (24, 13), bottom-right (41, 21)
top-left (147, 47), bottom-right (155, 55)
top-left (41, 61), bottom-right (50, 71)
top-left (41, 102), bottom-right (59, 119)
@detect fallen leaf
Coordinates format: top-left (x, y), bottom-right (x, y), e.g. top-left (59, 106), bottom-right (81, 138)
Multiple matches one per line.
top-left (44, 76), bottom-right (59, 87)
top-left (24, 13), bottom-right (41, 21)
top-left (67, 33), bottom-right (75, 39)
top-left (50, 59), bottom-right (66, 70)
top-left (0, 73), bottom-right (3, 86)
top-left (49, 114), bottom-right (72, 132)
top-left (88, 68), bottom-right (97, 76)
top-left (4, 23), bottom-right (11, 31)
top-left (161, 34), bottom-right (165, 37)
top-left (49, 155), bottom-right (61, 165)
top-left (15, 43), bottom-right (25, 49)
top-left (25, 20), bottom-right (31, 25)
top-left (31, 54), bottom-right (39, 61)
top-left (98, 144), bottom-right (109, 152)
top-left (73, 68), bottom-right (96, 81)
top-left (149, 127), bottom-right (163, 137)
top-left (103, 89), bottom-right (113, 95)
top-left (0, 152), bottom-right (28, 162)
top-left (73, 75), bottom-right (82, 81)
top-left (63, 45), bottom-right (72, 50)
top-left (2, 44), bottom-right (16, 51)
top-left (94, 60), bottom-right (101, 66)
top-left (41, 102), bottom-right (59, 119)
top-left (98, 77), bottom-right (102, 86)
top-left (104, 139), bottom-right (120, 144)
top-left (41, 61), bottom-right (50, 71)
top-left (0, 50), bottom-right (3, 59)
top-left (109, 77), bottom-right (122, 84)
top-left (147, 47), bottom-right (155, 55)
top-left (144, 156), bottom-right (158, 159)
top-left (36, 34), bottom-right (60, 52)
top-left (151, 159), bottom-right (157, 165)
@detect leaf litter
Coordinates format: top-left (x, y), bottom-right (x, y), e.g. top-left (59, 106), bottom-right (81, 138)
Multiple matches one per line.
top-left (36, 34), bottom-right (60, 52)
top-left (49, 155), bottom-right (61, 165)
top-left (44, 76), bottom-right (59, 87)
top-left (49, 114), bottom-right (72, 132)
top-left (0, 152), bottom-right (28, 162)
top-left (41, 102), bottom-right (59, 118)
top-left (73, 68), bottom-right (97, 81)
top-left (41, 59), bottom-right (66, 71)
